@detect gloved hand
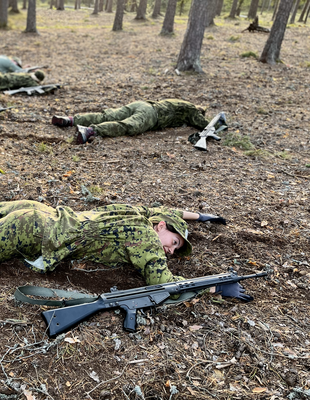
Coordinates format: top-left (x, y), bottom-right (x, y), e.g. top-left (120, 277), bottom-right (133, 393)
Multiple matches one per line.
top-left (197, 213), bottom-right (227, 225)
top-left (215, 283), bottom-right (253, 302)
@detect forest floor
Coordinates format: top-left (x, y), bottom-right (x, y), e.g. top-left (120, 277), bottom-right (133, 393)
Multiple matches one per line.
top-left (0, 6), bottom-right (310, 400)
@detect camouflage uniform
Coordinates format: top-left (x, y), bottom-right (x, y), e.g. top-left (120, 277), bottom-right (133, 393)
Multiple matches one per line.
top-left (0, 201), bottom-right (190, 285)
top-left (0, 56), bottom-right (24, 73)
top-left (0, 72), bottom-right (40, 91)
top-left (74, 99), bottom-right (209, 138)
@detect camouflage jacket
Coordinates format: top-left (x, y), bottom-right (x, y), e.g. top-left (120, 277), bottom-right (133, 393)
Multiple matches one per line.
top-left (148, 99), bottom-right (209, 130)
top-left (0, 201), bottom-right (186, 285)
top-left (0, 72), bottom-right (39, 90)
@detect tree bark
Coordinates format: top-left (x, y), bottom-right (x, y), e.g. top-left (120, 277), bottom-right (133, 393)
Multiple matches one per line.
top-left (248, 0), bottom-right (259, 19)
top-left (106, 0), bottom-right (113, 12)
top-left (305, 1), bottom-right (310, 21)
top-left (57, 0), bottom-right (65, 10)
top-left (176, 0), bottom-right (208, 73)
top-left (289, 0), bottom-right (300, 23)
top-left (160, 0), bottom-right (177, 35)
top-left (260, 0), bottom-right (294, 64)
top-left (151, 0), bottom-right (161, 18)
top-left (98, 0), bottom-right (104, 11)
top-left (229, 0), bottom-right (239, 18)
top-left (0, 0), bottom-right (8, 27)
top-left (272, 0), bottom-right (280, 19)
top-left (135, 0), bottom-right (147, 19)
top-left (130, 0), bottom-right (136, 12)
top-left (205, 0), bottom-right (217, 27)
top-left (298, 0), bottom-right (310, 21)
top-left (9, 0), bottom-right (19, 13)
top-left (93, 0), bottom-right (99, 14)
top-left (113, 0), bottom-right (125, 30)
top-left (75, 0), bottom-right (81, 9)
top-left (25, 0), bottom-right (38, 33)
top-left (216, 0), bottom-right (224, 15)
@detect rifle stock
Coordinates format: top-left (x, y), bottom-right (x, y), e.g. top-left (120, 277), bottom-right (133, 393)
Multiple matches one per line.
top-left (42, 271), bottom-right (267, 337)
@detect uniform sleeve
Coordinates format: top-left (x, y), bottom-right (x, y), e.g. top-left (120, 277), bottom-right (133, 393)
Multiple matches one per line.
top-left (148, 206), bottom-right (183, 220)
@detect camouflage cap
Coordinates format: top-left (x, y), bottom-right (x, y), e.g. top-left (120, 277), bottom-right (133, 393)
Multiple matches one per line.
top-left (34, 70), bottom-right (45, 82)
top-left (149, 213), bottom-right (192, 257)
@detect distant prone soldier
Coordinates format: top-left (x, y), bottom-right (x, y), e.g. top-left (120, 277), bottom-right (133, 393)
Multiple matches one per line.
top-left (51, 99), bottom-right (227, 147)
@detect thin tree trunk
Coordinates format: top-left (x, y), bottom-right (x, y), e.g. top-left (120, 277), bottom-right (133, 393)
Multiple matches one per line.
top-left (260, 0), bottom-right (294, 64)
top-left (106, 0), bottom-right (113, 12)
top-left (135, 0), bottom-right (147, 19)
top-left (23, 0), bottom-right (27, 9)
top-left (272, 0), bottom-right (280, 19)
top-left (75, 0), bottom-right (81, 9)
top-left (289, 0), bottom-right (300, 23)
top-left (305, 1), bottom-right (310, 21)
top-left (298, 0), bottom-right (310, 21)
top-left (93, 0), bottom-right (99, 14)
top-left (57, 0), bottom-right (65, 10)
top-left (113, 0), bottom-right (125, 30)
top-left (130, 0), bottom-right (137, 12)
top-left (151, 0), bottom-right (161, 18)
top-left (160, 0), bottom-right (177, 34)
top-left (98, 0), bottom-right (104, 11)
top-left (205, 0), bottom-right (217, 27)
top-left (25, 0), bottom-right (38, 33)
top-left (216, 0), bottom-right (224, 15)
top-left (229, 0), bottom-right (239, 18)
top-left (176, 0), bottom-right (208, 73)
top-left (0, 0), bottom-right (8, 27)
top-left (248, 0), bottom-right (259, 19)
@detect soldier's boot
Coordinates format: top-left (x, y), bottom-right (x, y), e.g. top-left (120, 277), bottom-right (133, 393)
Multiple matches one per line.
top-left (76, 125), bottom-right (95, 145)
top-left (52, 115), bottom-right (73, 127)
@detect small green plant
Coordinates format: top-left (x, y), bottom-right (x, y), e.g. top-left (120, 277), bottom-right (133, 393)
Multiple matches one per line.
top-left (72, 155), bottom-right (80, 162)
top-left (257, 107), bottom-right (269, 115)
top-left (206, 35), bottom-right (214, 40)
top-left (89, 185), bottom-right (103, 195)
top-left (244, 149), bottom-right (272, 159)
top-left (305, 164), bottom-right (310, 168)
top-left (223, 132), bottom-right (255, 150)
top-left (304, 61), bottom-right (310, 68)
top-left (37, 142), bottom-right (52, 153)
top-left (66, 136), bottom-right (74, 144)
top-left (241, 51), bottom-right (258, 59)
top-left (229, 35), bottom-right (240, 42)
top-left (275, 151), bottom-right (292, 160)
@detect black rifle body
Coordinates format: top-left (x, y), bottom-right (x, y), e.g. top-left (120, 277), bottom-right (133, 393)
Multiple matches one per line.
top-left (42, 271), bottom-right (267, 337)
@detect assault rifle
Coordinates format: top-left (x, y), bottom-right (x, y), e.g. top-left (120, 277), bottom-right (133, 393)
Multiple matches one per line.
top-left (194, 112), bottom-right (227, 151)
top-left (3, 84), bottom-right (61, 96)
top-left (41, 270), bottom-right (267, 337)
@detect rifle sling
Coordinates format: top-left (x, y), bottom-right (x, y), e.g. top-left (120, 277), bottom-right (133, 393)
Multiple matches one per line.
top-left (14, 285), bottom-right (98, 307)
top-left (14, 285), bottom-right (198, 307)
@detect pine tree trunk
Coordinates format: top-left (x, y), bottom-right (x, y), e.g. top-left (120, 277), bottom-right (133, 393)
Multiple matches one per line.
top-left (205, 0), bottom-right (217, 27)
top-left (272, 0), bottom-right (280, 20)
top-left (229, 0), bottom-right (239, 18)
top-left (23, 0), bottom-right (27, 9)
top-left (289, 0), bottom-right (300, 23)
top-left (216, 0), bottom-right (224, 15)
top-left (298, 0), bottom-right (310, 21)
top-left (151, 0), bottom-right (161, 18)
top-left (93, 0), bottom-right (99, 14)
top-left (130, 0), bottom-right (136, 12)
top-left (98, 0), bottom-right (104, 11)
top-left (176, 0), bottom-right (208, 73)
top-left (10, 0), bottom-right (19, 13)
top-left (57, 0), bottom-right (65, 10)
top-left (160, 0), bottom-right (177, 35)
top-left (75, 0), bottom-right (81, 9)
top-left (260, 0), bottom-right (294, 64)
top-left (248, 0), bottom-right (259, 19)
top-left (113, 0), bottom-right (125, 30)
top-left (0, 0), bottom-right (8, 27)
top-left (135, 0), bottom-right (147, 19)
top-left (106, 0), bottom-right (113, 12)
top-left (25, 0), bottom-right (38, 33)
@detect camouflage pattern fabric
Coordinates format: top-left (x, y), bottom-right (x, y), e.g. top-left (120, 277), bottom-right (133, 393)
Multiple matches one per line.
top-left (73, 99), bottom-right (209, 138)
top-left (0, 56), bottom-right (24, 73)
top-left (74, 101), bottom-right (157, 137)
top-left (0, 201), bottom-right (187, 285)
top-left (0, 72), bottom-right (39, 90)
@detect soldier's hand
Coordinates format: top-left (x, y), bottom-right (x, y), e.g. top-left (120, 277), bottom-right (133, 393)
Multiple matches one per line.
top-left (197, 213), bottom-right (226, 225)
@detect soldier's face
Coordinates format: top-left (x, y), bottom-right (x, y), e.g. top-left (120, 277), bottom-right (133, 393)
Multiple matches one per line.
top-left (155, 221), bottom-right (184, 256)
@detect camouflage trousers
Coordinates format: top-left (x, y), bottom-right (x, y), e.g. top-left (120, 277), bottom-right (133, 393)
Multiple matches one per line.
top-left (0, 201), bottom-right (44, 263)
top-left (74, 101), bottom-right (158, 137)
top-left (0, 72), bottom-right (39, 90)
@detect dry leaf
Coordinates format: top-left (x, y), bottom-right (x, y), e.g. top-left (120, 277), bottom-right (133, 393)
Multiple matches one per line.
top-left (189, 325), bottom-right (203, 331)
top-left (252, 387), bottom-right (267, 393)
top-left (165, 380), bottom-right (170, 388)
top-left (64, 336), bottom-right (81, 344)
top-left (21, 385), bottom-right (36, 400)
top-left (261, 221), bottom-right (268, 227)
